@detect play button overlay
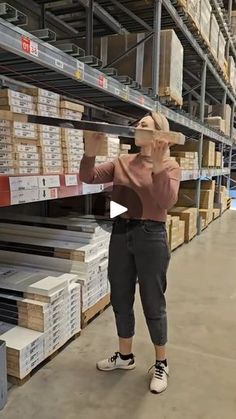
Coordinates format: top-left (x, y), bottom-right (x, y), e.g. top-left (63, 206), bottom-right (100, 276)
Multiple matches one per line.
top-left (110, 201), bottom-right (127, 218)
top-left (92, 184), bottom-right (143, 234)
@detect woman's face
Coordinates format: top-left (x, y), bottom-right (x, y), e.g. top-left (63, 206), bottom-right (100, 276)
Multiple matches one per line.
top-left (135, 115), bottom-right (156, 147)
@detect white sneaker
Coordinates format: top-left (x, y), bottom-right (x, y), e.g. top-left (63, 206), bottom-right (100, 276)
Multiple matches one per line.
top-left (149, 362), bottom-right (169, 394)
top-left (96, 352), bottom-right (135, 371)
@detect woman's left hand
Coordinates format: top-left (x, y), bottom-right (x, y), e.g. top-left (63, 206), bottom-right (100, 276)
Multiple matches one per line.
top-left (151, 139), bottom-right (169, 174)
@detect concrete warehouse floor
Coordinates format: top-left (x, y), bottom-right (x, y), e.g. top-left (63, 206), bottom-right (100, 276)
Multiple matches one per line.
top-left (3, 210), bottom-right (236, 419)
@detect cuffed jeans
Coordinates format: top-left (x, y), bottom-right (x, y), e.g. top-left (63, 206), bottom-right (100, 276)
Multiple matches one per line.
top-left (108, 218), bottom-right (171, 346)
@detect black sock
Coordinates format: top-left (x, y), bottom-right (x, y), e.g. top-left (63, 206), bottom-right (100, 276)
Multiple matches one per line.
top-left (119, 352), bottom-right (133, 360)
top-left (156, 359), bottom-right (167, 367)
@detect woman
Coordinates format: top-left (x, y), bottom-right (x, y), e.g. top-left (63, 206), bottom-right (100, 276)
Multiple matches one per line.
top-left (79, 112), bottom-right (181, 394)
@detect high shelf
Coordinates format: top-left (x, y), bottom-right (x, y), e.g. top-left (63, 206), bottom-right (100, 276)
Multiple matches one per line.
top-left (0, 0), bottom-right (234, 231)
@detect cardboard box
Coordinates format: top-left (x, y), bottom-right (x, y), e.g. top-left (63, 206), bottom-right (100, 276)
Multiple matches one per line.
top-left (21, 88), bottom-right (60, 102)
top-left (177, 189), bottom-right (214, 209)
top-left (184, 0), bottom-right (200, 28)
top-left (60, 101), bottom-right (84, 113)
top-left (199, 0), bottom-right (212, 43)
top-left (205, 116), bottom-right (225, 133)
top-left (157, 30), bottom-right (183, 104)
top-left (218, 31), bottom-right (226, 70)
top-left (228, 56), bottom-right (235, 91)
top-left (211, 104), bottom-right (231, 136)
top-left (213, 208), bottom-right (221, 219)
top-left (209, 12), bottom-right (219, 59)
top-left (215, 151), bottom-right (222, 167)
top-left (199, 209), bottom-right (213, 226)
top-left (169, 207), bottom-right (197, 242)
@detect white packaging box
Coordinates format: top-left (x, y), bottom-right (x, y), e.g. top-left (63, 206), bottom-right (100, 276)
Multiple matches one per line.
top-left (14, 144), bottom-right (38, 153)
top-left (17, 168), bottom-right (41, 175)
top-left (0, 136), bottom-right (11, 144)
top-left (0, 97), bottom-right (34, 109)
top-left (40, 139), bottom-right (61, 147)
top-left (0, 160), bottom-right (16, 168)
top-left (0, 143), bottom-right (13, 151)
top-left (37, 97), bottom-right (59, 107)
top-left (0, 152), bottom-right (13, 159)
top-left (14, 121), bottom-right (37, 131)
top-left (38, 111), bottom-right (60, 118)
top-left (13, 129), bottom-right (38, 140)
top-left (38, 125), bottom-right (61, 134)
top-left (39, 132), bottom-right (61, 141)
top-left (0, 168), bottom-right (15, 174)
top-left (0, 119), bottom-right (11, 128)
top-left (17, 160), bottom-right (41, 168)
top-left (41, 146), bottom-right (62, 154)
top-left (61, 109), bottom-right (83, 120)
top-left (15, 152), bottom-right (40, 160)
top-left (2, 106), bottom-right (36, 115)
top-left (0, 127), bottom-right (11, 135)
top-left (0, 89), bottom-right (33, 103)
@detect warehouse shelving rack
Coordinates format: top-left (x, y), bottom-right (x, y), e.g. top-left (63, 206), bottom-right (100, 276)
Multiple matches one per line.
top-left (0, 0), bottom-right (234, 232)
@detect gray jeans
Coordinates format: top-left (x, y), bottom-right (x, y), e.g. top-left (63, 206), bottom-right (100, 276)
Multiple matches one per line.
top-left (108, 218), bottom-right (171, 346)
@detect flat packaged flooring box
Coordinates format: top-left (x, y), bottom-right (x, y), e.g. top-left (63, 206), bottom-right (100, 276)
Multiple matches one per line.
top-left (60, 101), bottom-right (84, 113)
top-left (205, 116), bottom-right (226, 134)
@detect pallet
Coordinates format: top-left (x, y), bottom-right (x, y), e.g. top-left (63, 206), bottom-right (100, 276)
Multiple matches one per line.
top-left (8, 331), bottom-right (81, 386)
top-left (82, 293), bottom-right (111, 329)
top-left (160, 95), bottom-right (182, 108)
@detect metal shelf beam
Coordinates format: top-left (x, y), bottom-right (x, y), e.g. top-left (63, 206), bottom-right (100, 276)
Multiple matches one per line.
top-left (0, 18), bottom-right (232, 145)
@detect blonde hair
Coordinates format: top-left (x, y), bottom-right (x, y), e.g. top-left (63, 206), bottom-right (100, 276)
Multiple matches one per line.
top-left (151, 111), bottom-right (170, 132)
top-left (151, 111), bottom-right (170, 159)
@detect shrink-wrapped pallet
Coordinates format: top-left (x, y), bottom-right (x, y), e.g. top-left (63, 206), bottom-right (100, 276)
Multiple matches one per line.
top-left (157, 30), bottom-right (183, 105)
top-left (209, 13), bottom-right (219, 59)
top-left (199, 0), bottom-right (212, 43)
top-left (218, 31), bottom-right (226, 71)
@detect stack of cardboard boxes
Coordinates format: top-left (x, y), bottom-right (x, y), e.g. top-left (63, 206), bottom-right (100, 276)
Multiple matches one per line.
top-left (62, 128), bottom-right (84, 174)
top-left (172, 139), bottom-right (216, 167)
top-left (168, 207), bottom-right (197, 242)
top-left (170, 150), bottom-right (199, 170)
top-left (23, 88), bottom-right (60, 118)
top-left (39, 125), bottom-right (63, 175)
top-left (177, 180), bottom-right (215, 230)
top-left (167, 216), bottom-right (185, 251)
top-left (0, 272), bottom-right (81, 379)
top-left (0, 89), bottom-right (36, 115)
top-left (60, 101), bottom-right (84, 121)
top-left (0, 106), bottom-right (40, 175)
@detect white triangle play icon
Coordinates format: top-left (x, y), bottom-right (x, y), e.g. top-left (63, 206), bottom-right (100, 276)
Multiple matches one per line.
top-left (110, 201), bottom-right (127, 218)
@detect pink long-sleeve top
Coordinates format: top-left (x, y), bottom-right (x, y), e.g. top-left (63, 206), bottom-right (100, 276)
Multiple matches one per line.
top-left (79, 153), bottom-right (181, 222)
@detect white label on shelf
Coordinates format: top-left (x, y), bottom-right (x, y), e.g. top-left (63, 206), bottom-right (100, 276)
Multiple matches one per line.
top-left (30, 41), bottom-right (39, 57)
top-left (65, 174), bottom-right (78, 186)
top-left (10, 189), bottom-right (39, 205)
top-left (55, 59), bottom-right (64, 69)
top-left (38, 175), bottom-right (60, 188)
top-left (98, 75), bottom-right (108, 89)
top-left (9, 176), bottom-right (38, 191)
top-left (82, 183), bottom-right (104, 195)
top-left (39, 188), bottom-right (58, 201)
top-left (75, 61), bottom-right (85, 81)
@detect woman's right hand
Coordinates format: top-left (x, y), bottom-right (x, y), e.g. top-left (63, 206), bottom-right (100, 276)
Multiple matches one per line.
top-left (84, 131), bottom-right (106, 157)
